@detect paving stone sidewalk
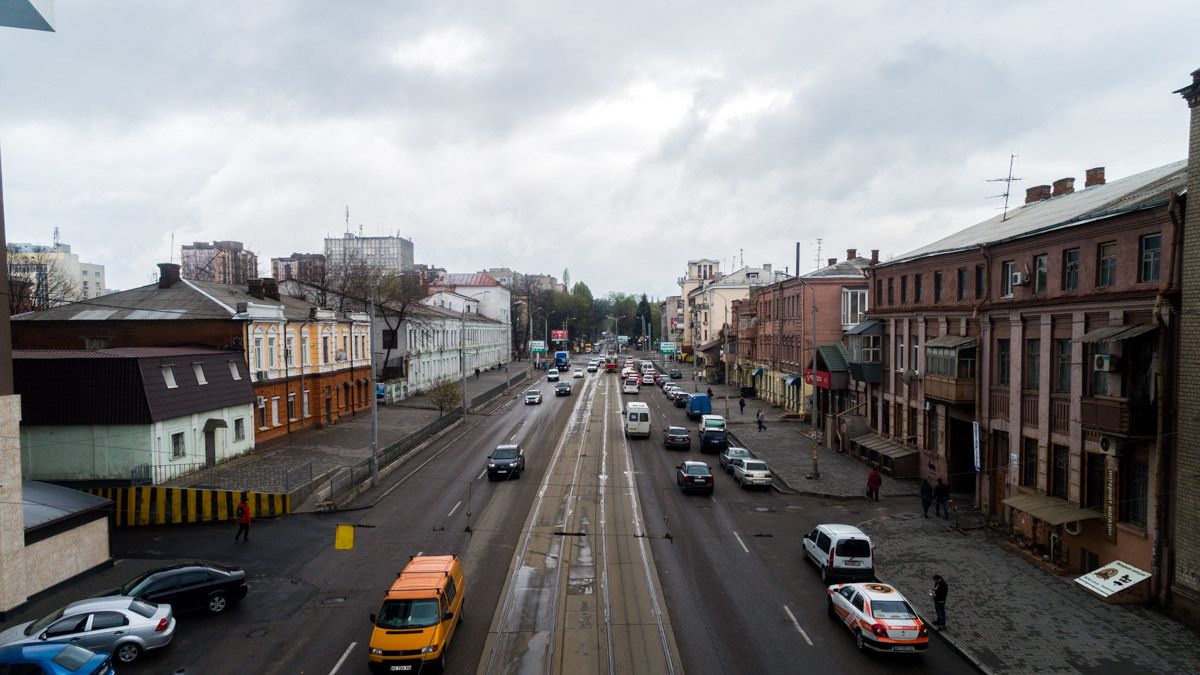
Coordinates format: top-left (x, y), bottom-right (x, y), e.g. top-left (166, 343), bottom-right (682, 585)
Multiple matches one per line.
top-left (700, 375), bottom-right (1200, 675)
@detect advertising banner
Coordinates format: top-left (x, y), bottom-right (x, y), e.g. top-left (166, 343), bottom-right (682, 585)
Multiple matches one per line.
top-left (1075, 560), bottom-right (1150, 598)
top-left (551, 329), bottom-right (567, 341)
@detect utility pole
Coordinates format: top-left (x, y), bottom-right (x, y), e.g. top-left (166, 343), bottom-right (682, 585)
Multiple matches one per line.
top-left (461, 308), bottom-right (468, 417)
top-left (809, 290), bottom-right (821, 479)
top-left (369, 301), bottom-right (379, 486)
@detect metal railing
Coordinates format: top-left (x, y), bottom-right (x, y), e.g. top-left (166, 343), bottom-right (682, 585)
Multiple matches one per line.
top-left (322, 409), bottom-right (463, 503)
top-left (140, 461), bottom-right (313, 492)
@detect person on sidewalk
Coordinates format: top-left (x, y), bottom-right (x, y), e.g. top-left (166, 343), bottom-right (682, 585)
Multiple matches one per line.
top-left (934, 478), bottom-right (951, 519)
top-left (739, 396), bottom-right (746, 415)
top-left (920, 478), bottom-right (934, 518)
top-left (866, 468), bottom-right (882, 501)
top-left (756, 409), bottom-right (765, 432)
top-left (930, 574), bottom-right (948, 628)
top-left (234, 496), bottom-right (252, 542)
top-left (707, 387), bottom-right (714, 398)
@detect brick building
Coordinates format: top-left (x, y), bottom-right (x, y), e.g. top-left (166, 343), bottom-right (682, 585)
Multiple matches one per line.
top-left (181, 240), bottom-right (259, 285)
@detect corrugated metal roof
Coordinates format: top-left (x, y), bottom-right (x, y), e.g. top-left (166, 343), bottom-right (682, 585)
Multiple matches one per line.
top-left (1004, 493), bottom-right (1102, 525)
top-left (882, 161), bottom-right (1187, 267)
top-left (1075, 323), bottom-right (1157, 344)
top-left (437, 273), bottom-right (501, 287)
top-left (22, 481), bottom-right (111, 531)
top-left (803, 257), bottom-right (873, 279)
top-left (927, 335), bottom-right (976, 349)
top-left (845, 319), bottom-right (882, 336)
top-left (817, 343), bottom-right (849, 371)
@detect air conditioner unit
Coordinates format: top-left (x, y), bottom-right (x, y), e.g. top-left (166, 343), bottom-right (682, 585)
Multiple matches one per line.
top-left (1011, 271), bottom-right (1029, 287)
top-left (1098, 435), bottom-right (1121, 456)
top-left (1093, 354), bottom-right (1116, 372)
top-left (336, 350), bottom-right (348, 362)
top-left (256, 396), bottom-right (266, 408)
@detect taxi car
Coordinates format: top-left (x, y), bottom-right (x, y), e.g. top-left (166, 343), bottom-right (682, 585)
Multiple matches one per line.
top-left (826, 582), bottom-right (928, 654)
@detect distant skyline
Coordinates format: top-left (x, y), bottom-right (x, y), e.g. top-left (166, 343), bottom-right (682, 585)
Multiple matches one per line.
top-left (2, 2), bottom-right (1197, 299)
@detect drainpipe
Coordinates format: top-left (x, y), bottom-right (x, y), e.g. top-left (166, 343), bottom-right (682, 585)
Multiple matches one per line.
top-left (975, 243), bottom-right (992, 516)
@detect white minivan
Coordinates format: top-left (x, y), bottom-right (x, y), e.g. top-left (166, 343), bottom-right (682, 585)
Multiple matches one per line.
top-left (700, 414), bottom-right (726, 434)
top-left (624, 401), bottom-right (651, 438)
top-left (803, 523), bottom-right (875, 583)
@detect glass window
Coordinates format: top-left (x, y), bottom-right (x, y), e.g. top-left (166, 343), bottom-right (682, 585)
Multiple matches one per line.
top-left (254, 336), bottom-right (263, 369)
top-left (1001, 261), bottom-right (1015, 297)
top-left (1140, 234), bottom-right (1162, 283)
top-left (934, 271), bottom-right (942, 303)
top-left (901, 276), bottom-right (908, 304)
top-left (1091, 344), bottom-right (1110, 396)
top-left (1121, 455), bottom-right (1148, 527)
top-left (975, 265), bottom-right (985, 299)
top-left (228, 360), bottom-right (241, 380)
top-left (1084, 452), bottom-right (1105, 511)
top-left (896, 335), bottom-right (905, 371)
top-left (1024, 339), bottom-right (1040, 390)
top-left (45, 615), bottom-right (88, 638)
top-left (1033, 255), bottom-right (1048, 293)
top-left (1097, 242), bottom-right (1117, 287)
top-left (193, 363), bottom-right (207, 385)
top-left (234, 418), bottom-right (245, 442)
top-left (287, 393), bottom-right (296, 420)
top-left (887, 278), bottom-right (894, 305)
top-left (914, 274), bottom-right (923, 303)
top-left (997, 339), bottom-right (1010, 386)
top-left (90, 611), bottom-right (128, 630)
top-left (956, 268), bottom-right (966, 301)
top-left (171, 432), bottom-right (186, 458)
top-left (1063, 248), bottom-right (1080, 290)
top-left (841, 288), bottom-right (867, 325)
top-left (267, 336), bottom-right (277, 368)
top-left (1021, 437), bottom-right (1038, 487)
top-left (911, 335), bottom-right (920, 373)
top-left (1051, 444), bottom-right (1069, 498)
top-left (1054, 339), bottom-right (1071, 394)
top-left (862, 335), bottom-right (880, 363)
top-left (161, 365), bottom-right (177, 389)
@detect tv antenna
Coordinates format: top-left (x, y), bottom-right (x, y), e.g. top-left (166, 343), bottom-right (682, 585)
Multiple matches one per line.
top-left (814, 238), bottom-right (823, 270)
top-left (987, 154), bottom-right (1024, 221)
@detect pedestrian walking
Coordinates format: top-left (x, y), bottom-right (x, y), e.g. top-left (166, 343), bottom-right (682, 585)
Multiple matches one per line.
top-left (739, 396), bottom-right (746, 415)
top-left (920, 478), bottom-right (934, 518)
top-left (756, 409), bottom-right (765, 432)
top-left (866, 468), bottom-right (882, 501)
top-left (934, 478), bottom-right (951, 519)
top-left (930, 575), bottom-right (948, 628)
top-left (234, 496), bottom-right (252, 542)
top-left (706, 387), bottom-right (714, 398)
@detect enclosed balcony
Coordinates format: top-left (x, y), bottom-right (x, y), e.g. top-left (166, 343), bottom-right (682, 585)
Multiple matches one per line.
top-left (923, 336), bottom-right (976, 406)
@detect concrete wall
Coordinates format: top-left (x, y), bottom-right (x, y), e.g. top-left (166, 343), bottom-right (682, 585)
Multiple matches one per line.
top-left (23, 517), bottom-right (109, 596)
top-left (0, 395), bottom-right (24, 613)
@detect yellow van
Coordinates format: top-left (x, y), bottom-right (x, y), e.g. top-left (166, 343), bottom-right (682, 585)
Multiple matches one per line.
top-left (368, 555), bottom-right (465, 673)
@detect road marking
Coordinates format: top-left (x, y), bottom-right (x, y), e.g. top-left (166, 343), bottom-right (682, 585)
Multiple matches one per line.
top-left (783, 605), bottom-right (814, 646)
top-left (477, 468), bottom-right (487, 481)
top-left (329, 641), bottom-right (356, 674)
top-left (732, 531), bottom-right (750, 554)
top-left (447, 500), bottom-right (462, 518)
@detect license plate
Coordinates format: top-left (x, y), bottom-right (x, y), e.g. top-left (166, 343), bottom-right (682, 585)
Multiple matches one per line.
top-left (893, 646), bottom-right (915, 652)
top-left (845, 560), bottom-right (861, 566)
top-left (390, 666), bottom-right (413, 672)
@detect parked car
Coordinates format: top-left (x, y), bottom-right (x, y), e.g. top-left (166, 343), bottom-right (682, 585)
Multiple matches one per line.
top-left (673, 392), bottom-right (689, 408)
top-left (555, 381), bottom-right (572, 396)
top-left (827, 582), bottom-right (928, 653)
top-left (110, 561), bottom-right (248, 615)
top-left (487, 444), bottom-right (526, 480)
top-left (546, 369), bottom-right (560, 382)
top-left (0, 596), bottom-right (175, 665)
top-left (676, 461), bottom-right (714, 494)
top-left (669, 368), bottom-right (683, 379)
top-left (804, 524), bottom-right (876, 583)
top-left (719, 447), bottom-right (753, 472)
top-left (699, 429), bottom-right (729, 454)
top-left (654, 372), bottom-right (666, 386)
top-left (734, 459), bottom-right (772, 489)
top-left (573, 368), bottom-right (584, 378)
top-left (0, 643), bottom-right (115, 675)
top-left (663, 426), bottom-right (691, 450)
top-left (524, 388), bottom-right (543, 405)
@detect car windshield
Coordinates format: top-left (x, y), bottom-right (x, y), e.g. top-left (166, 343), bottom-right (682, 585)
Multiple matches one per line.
top-left (667, 427), bottom-right (687, 435)
top-left (526, 390), bottom-right (539, 395)
top-left (25, 607), bottom-right (65, 636)
top-left (686, 465), bottom-right (709, 476)
top-left (376, 599), bottom-right (441, 629)
top-left (743, 461), bottom-right (768, 471)
top-left (728, 449), bottom-right (750, 458)
top-left (492, 448), bottom-right (518, 460)
top-left (836, 539), bottom-right (872, 558)
top-left (871, 600), bottom-right (917, 620)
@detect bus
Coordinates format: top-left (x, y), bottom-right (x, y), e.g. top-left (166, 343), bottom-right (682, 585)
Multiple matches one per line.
top-left (554, 351), bottom-right (570, 372)
top-left (604, 355), bottom-right (618, 373)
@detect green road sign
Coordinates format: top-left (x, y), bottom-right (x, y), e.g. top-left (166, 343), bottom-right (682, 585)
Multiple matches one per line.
top-left (660, 341), bottom-right (677, 354)
top-left (530, 340), bottom-right (547, 353)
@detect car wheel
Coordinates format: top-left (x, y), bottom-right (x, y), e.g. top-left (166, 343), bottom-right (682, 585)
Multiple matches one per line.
top-left (856, 629), bottom-right (867, 652)
top-left (115, 642), bottom-right (142, 664)
top-left (434, 650), bottom-right (447, 673)
top-left (821, 565), bottom-right (830, 583)
top-left (207, 591), bottom-right (229, 613)
top-left (827, 599), bottom-right (837, 620)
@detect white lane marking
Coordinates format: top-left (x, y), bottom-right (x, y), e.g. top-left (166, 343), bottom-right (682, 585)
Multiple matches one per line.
top-left (447, 500), bottom-right (462, 518)
top-left (732, 531), bottom-right (750, 554)
top-left (783, 605), bottom-right (814, 646)
top-left (477, 468), bottom-right (487, 481)
top-left (329, 641), bottom-right (356, 674)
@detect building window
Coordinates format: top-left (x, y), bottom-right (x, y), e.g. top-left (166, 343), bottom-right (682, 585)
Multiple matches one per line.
top-left (1121, 454), bottom-right (1148, 527)
top-left (285, 337), bottom-right (294, 365)
top-left (162, 365), bottom-right (178, 389)
top-left (1001, 261), bottom-right (1015, 297)
top-left (193, 363), bottom-right (207, 385)
top-left (1033, 254), bottom-right (1048, 294)
top-left (84, 336), bottom-right (110, 350)
top-left (303, 389), bottom-right (310, 418)
top-left (1097, 242), bottom-right (1117, 288)
top-left (933, 271), bottom-right (942, 304)
top-left (258, 401), bottom-right (267, 428)
top-left (1140, 233), bottom-right (1161, 283)
top-left (267, 336), bottom-right (277, 369)
top-left (914, 274), bottom-right (923, 303)
top-left (322, 336), bottom-right (331, 364)
top-left (874, 279), bottom-right (882, 306)
top-left (1084, 452), bottom-right (1105, 511)
top-left (896, 335), bottom-right (905, 371)
top-left (841, 288), bottom-right (867, 325)
top-left (911, 335), bottom-right (920, 373)
top-left (928, 410), bottom-right (938, 451)
top-left (254, 336), bottom-right (264, 370)
top-left (234, 418), bottom-right (245, 441)
top-left (1063, 248), bottom-right (1080, 290)
top-left (956, 268), bottom-right (966, 301)
top-left (996, 339), bottom-right (1010, 386)
top-left (1090, 344), bottom-right (1110, 396)
top-left (1021, 437), bottom-right (1038, 487)
top-left (1054, 339), bottom-right (1071, 394)
top-left (975, 265), bottom-right (985, 299)
top-left (862, 335), bottom-right (880, 363)
top-left (887, 278), bottom-right (894, 305)
top-left (171, 432), bottom-right (186, 459)
top-left (900, 276), bottom-right (908, 304)
top-left (228, 360), bottom-right (241, 380)
top-left (1024, 339), bottom-right (1040, 390)
top-left (271, 397), bottom-right (280, 426)
top-left (302, 336), bottom-right (309, 365)
top-left (287, 393), bottom-right (296, 421)
top-left (1050, 443), bottom-right (1068, 498)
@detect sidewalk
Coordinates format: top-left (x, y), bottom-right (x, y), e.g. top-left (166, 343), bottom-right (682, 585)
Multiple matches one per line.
top-left (701, 375), bottom-right (1200, 675)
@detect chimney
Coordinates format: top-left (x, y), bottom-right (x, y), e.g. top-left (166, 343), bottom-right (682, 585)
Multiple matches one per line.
top-left (262, 277), bottom-right (279, 301)
top-left (1052, 177), bottom-right (1075, 197)
top-left (247, 279), bottom-right (264, 299)
top-left (157, 263), bottom-right (181, 289)
top-left (827, 258), bottom-right (837, 267)
top-left (1025, 185), bottom-right (1052, 203)
top-left (870, 249), bottom-right (879, 265)
top-left (846, 248), bottom-right (857, 260)
top-left (1085, 167), bottom-right (1106, 187)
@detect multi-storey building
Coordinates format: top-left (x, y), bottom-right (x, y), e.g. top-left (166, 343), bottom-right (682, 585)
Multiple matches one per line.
top-left (12, 263), bottom-right (373, 446)
top-left (677, 259), bottom-right (720, 360)
top-left (180, 240), bottom-right (259, 285)
top-left (866, 162), bottom-right (1184, 594)
top-left (7, 241), bottom-right (106, 308)
top-left (325, 232), bottom-right (414, 276)
top-left (271, 252), bottom-right (327, 282)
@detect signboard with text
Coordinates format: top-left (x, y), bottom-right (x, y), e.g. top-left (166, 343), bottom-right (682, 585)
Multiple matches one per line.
top-left (1075, 560), bottom-right (1149, 598)
top-left (530, 340), bottom-right (547, 353)
top-left (804, 368), bottom-right (832, 389)
top-left (618, 335), bottom-right (629, 345)
top-left (660, 341), bottom-right (676, 354)
top-left (551, 329), bottom-right (567, 341)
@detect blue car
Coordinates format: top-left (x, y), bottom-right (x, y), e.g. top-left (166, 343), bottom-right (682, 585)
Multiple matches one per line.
top-left (0, 643), bottom-right (115, 674)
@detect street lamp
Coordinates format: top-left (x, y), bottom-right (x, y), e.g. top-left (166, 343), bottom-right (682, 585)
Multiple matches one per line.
top-left (563, 317), bottom-right (576, 352)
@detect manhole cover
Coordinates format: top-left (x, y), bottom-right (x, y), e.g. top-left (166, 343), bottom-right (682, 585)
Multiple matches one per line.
top-left (247, 628), bottom-right (268, 638)
top-left (321, 596), bottom-right (346, 606)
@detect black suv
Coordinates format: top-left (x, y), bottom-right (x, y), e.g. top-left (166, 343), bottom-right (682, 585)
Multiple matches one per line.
top-left (699, 429), bottom-right (729, 454)
top-left (110, 561), bottom-right (248, 614)
top-left (487, 444), bottom-right (526, 480)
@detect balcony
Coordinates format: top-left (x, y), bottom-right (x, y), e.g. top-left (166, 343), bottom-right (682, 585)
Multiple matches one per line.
top-left (923, 374), bottom-right (975, 405)
top-left (1080, 396), bottom-right (1132, 436)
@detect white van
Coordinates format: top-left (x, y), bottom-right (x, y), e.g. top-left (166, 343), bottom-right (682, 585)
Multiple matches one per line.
top-left (700, 414), bottom-right (726, 434)
top-left (624, 401), bottom-right (651, 438)
top-left (802, 523), bottom-right (875, 583)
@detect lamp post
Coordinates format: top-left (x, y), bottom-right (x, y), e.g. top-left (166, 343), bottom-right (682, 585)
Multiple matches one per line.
top-left (563, 316), bottom-right (575, 353)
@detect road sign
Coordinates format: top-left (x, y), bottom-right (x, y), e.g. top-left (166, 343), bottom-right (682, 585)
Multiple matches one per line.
top-left (618, 335), bottom-right (629, 345)
top-left (530, 340), bottom-right (547, 353)
top-left (660, 341), bottom-right (677, 354)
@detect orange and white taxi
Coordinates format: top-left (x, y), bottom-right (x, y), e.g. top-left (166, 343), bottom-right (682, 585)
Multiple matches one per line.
top-left (826, 582), bottom-right (928, 654)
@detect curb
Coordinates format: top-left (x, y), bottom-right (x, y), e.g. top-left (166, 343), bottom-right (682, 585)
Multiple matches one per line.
top-left (928, 626), bottom-right (993, 675)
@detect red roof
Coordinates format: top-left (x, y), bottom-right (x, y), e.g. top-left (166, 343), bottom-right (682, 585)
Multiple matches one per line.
top-left (436, 273), bottom-right (500, 287)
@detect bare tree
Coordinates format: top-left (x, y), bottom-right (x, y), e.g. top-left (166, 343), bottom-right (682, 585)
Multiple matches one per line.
top-left (7, 247), bottom-right (80, 313)
top-left (429, 381), bottom-right (461, 414)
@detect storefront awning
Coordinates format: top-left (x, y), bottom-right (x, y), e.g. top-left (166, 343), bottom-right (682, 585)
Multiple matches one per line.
top-left (1075, 323), bottom-right (1156, 344)
top-left (784, 375), bottom-right (802, 387)
top-left (926, 334), bottom-right (976, 349)
top-left (1004, 494), bottom-right (1103, 525)
top-left (751, 367), bottom-right (764, 376)
top-left (849, 433), bottom-right (918, 459)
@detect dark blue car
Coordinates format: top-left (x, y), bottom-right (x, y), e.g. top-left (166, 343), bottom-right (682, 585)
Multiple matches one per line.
top-left (0, 643), bottom-right (115, 674)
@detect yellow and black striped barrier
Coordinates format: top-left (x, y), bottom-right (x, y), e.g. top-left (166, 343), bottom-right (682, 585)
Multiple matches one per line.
top-left (84, 487), bottom-right (290, 527)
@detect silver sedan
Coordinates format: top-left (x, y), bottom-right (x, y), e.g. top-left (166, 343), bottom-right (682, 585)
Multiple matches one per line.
top-left (0, 596), bottom-right (175, 664)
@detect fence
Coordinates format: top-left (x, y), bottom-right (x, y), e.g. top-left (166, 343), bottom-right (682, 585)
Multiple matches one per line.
top-left (471, 370), bottom-right (525, 409)
top-left (138, 461), bottom-right (313, 492)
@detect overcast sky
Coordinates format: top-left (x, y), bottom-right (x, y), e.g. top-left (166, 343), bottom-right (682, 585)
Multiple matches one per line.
top-left (1, 1), bottom-right (1197, 299)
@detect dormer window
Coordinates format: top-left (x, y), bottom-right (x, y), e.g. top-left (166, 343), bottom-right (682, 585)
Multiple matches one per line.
top-left (162, 365), bottom-right (178, 389)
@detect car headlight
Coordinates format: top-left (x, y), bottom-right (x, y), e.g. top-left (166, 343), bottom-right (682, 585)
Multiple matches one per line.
top-left (421, 646), bottom-right (436, 654)
top-left (488, 463), bottom-right (496, 468)
top-left (369, 647), bottom-right (383, 655)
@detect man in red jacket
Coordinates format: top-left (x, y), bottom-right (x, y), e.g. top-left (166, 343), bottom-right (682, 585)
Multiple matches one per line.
top-left (866, 468), bottom-right (882, 501)
top-left (235, 496), bottom-right (252, 542)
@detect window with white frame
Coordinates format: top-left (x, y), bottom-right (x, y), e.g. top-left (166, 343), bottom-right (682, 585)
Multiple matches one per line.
top-left (254, 335), bottom-right (264, 370)
top-left (862, 334), bottom-right (880, 363)
top-left (285, 336), bottom-right (294, 365)
top-left (301, 335), bottom-right (309, 365)
top-left (896, 335), bottom-right (905, 371)
top-left (228, 360), bottom-right (241, 380)
top-left (162, 365), bottom-right (178, 388)
top-left (303, 389), bottom-right (310, 417)
top-left (841, 288), bottom-right (867, 326)
top-left (193, 363), bottom-right (207, 385)
top-left (911, 335), bottom-right (920, 373)
top-left (171, 432), bottom-right (186, 458)
top-left (267, 336), bottom-right (277, 369)
top-left (1001, 261), bottom-right (1015, 297)
top-left (234, 418), bottom-right (245, 441)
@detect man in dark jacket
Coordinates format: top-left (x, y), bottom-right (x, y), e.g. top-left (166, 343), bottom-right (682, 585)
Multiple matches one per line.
top-left (934, 478), bottom-right (951, 519)
top-left (931, 575), bottom-right (948, 628)
top-left (920, 478), bottom-right (934, 518)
